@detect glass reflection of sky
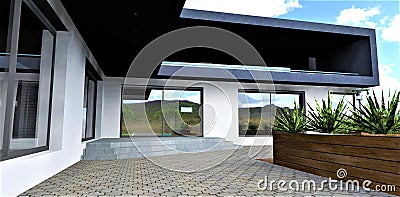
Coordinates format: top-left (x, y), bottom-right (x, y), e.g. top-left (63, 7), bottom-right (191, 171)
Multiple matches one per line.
top-left (164, 90), bottom-right (201, 104)
top-left (123, 89), bottom-right (201, 104)
top-left (238, 92), bottom-right (299, 109)
top-left (272, 94), bottom-right (298, 109)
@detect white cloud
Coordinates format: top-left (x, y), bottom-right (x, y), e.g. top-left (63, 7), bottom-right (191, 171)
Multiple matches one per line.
top-left (380, 63), bottom-right (395, 75)
top-left (371, 74), bottom-right (400, 104)
top-left (183, 0), bottom-right (302, 17)
top-left (148, 90), bottom-right (162, 100)
top-left (382, 14), bottom-right (400, 42)
top-left (373, 64), bottom-right (400, 91)
top-left (180, 95), bottom-right (201, 104)
top-left (360, 64), bottom-right (400, 104)
top-left (336, 6), bottom-right (381, 28)
top-left (380, 16), bottom-right (389, 25)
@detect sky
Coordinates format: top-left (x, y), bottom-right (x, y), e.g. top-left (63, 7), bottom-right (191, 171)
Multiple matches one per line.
top-left (127, 1), bottom-right (399, 106)
top-left (238, 93), bottom-right (299, 108)
top-left (184, 0), bottom-right (400, 92)
top-left (124, 90), bottom-right (201, 104)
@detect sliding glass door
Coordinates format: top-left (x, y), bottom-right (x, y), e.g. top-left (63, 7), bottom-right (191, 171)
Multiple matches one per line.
top-left (122, 88), bottom-right (202, 137)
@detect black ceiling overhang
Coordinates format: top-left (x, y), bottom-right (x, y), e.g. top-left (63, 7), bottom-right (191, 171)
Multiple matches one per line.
top-left (59, 1), bottom-right (378, 87)
top-left (59, 0), bottom-right (187, 77)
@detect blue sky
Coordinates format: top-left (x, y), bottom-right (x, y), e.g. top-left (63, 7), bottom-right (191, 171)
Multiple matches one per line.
top-left (279, 0), bottom-right (400, 89)
top-left (124, 90), bottom-right (201, 104)
top-left (184, 0), bottom-right (400, 90)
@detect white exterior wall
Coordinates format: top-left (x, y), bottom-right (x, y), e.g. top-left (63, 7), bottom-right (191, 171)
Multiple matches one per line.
top-left (0, 32), bottom-right (104, 197)
top-left (0, 0), bottom-right (107, 195)
top-left (0, 1), bottom-right (106, 195)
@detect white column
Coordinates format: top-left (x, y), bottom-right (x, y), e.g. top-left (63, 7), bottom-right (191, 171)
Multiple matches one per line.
top-left (50, 31), bottom-right (86, 150)
top-left (304, 86), bottom-right (329, 112)
top-left (49, 31), bottom-right (69, 151)
top-left (202, 83), bottom-right (235, 138)
top-left (35, 30), bottom-right (54, 147)
top-left (101, 77), bottom-right (123, 138)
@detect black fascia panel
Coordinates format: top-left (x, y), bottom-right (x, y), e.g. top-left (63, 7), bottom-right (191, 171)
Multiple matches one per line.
top-left (160, 8), bottom-right (379, 87)
top-left (180, 9), bottom-right (375, 36)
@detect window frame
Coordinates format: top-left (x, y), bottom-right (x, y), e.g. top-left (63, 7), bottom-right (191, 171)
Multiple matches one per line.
top-left (238, 89), bottom-right (306, 110)
top-left (0, 0), bottom-right (58, 161)
top-left (238, 89), bottom-right (306, 137)
top-left (81, 60), bottom-right (100, 142)
top-left (329, 91), bottom-right (357, 110)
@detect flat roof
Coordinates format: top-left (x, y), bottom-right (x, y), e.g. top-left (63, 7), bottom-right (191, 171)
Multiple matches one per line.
top-left (59, 2), bottom-right (378, 87)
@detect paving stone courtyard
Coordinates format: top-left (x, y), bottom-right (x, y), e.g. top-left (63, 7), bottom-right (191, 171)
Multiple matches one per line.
top-left (21, 147), bottom-right (392, 196)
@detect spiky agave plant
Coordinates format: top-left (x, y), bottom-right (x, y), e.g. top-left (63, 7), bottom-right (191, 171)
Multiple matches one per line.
top-left (347, 90), bottom-right (400, 134)
top-left (307, 94), bottom-right (348, 134)
top-left (273, 102), bottom-right (309, 133)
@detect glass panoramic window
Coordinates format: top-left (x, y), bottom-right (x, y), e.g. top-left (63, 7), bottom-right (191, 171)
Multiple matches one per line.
top-left (122, 88), bottom-right (202, 137)
top-left (1, 1), bottom-right (56, 161)
top-left (122, 89), bottom-right (163, 137)
top-left (163, 90), bottom-right (202, 136)
top-left (9, 2), bottom-right (54, 151)
top-left (238, 91), bottom-right (303, 137)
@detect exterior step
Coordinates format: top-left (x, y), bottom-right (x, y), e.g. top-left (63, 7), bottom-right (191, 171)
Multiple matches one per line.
top-left (82, 137), bottom-right (242, 160)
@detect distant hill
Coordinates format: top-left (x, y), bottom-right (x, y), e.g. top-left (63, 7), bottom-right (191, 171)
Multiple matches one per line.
top-left (239, 104), bottom-right (293, 124)
top-left (124, 100), bottom-right (199, 114)
top-left (123, 100), bottom-right (292, 129)
top-left (122, 100), bottom-right (201, 124)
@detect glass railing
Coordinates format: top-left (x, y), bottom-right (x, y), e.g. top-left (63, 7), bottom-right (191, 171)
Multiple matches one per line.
top-left (161, 61), bottom-right (359, 76)
top-left (0, 52), bottom-right (41, 71)
top-left (162, 61), bottom-right (291, 72)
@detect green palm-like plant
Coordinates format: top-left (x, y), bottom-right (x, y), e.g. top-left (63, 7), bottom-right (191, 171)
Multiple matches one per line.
top-left (248, 122), bottom-right (259, 130)
top-left (273, 102), bottom-right (309, 133)
top-left (347, 90), bottom-right (400, 134)
top-left (307, 95), bottom-right (348, 133)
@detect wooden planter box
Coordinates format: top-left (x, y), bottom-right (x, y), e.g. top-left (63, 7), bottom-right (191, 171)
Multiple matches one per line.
top-left (272, 131), bottom-right (400, 196)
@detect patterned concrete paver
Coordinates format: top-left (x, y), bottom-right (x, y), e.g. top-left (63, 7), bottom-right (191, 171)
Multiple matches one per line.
top-left (21, 147), bottom-right (393, 196)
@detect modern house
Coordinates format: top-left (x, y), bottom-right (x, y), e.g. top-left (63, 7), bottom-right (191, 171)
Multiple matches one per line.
top-left (0, 0), bottom-right (379, 196)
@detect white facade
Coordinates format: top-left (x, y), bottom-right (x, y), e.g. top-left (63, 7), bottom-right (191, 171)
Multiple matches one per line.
top-left (0, 1), bottom-right (104, 196)
top-left (1, 72), bottom-right (355, 197)
top-left (0, 1), bottom-right (362, 196)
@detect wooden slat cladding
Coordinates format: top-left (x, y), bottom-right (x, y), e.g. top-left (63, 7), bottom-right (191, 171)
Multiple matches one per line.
top-left (274, 132), bottom-right (400, 149)
top-left (272, 131), bottom-right (400, 196)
